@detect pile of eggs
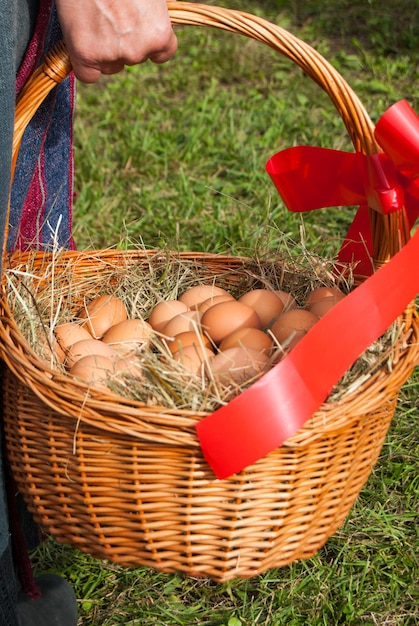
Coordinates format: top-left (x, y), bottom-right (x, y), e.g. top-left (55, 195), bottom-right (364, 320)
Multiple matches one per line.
top-left (52, 283), bottom-right (346, 391)
top-left (53, 295), bottom-right (150, 391)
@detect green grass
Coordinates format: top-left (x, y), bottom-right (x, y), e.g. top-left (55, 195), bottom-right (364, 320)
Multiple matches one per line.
top-left (30, 1), bottom-right (418, 624)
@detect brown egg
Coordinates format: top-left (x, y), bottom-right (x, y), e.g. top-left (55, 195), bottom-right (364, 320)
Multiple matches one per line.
top-left (210, 347), bottom-right (269, 384)
top-left (163, 310), bottom-right (202, 337)
top-left (65, 338), bottom-right (116, 369)
top-left (197, 293), bottom-right (235, 313)
top-left (179, 284), bottom-right (231, 309)
top-left (148, 299), bottom-right (189, 333)
top-left (69, 354), bottom-right (114, 390)
top-left (102, 318), bottom-right (152, 354)
top-left (172, 345), bottom-right (214, 375)
top-left (238, 289), bottom-right (285, 328)
top-left (166, 330), bottom-right (213, 355)
top-left (309, 297), bottom-right (340, 318)
top-left (54, 322), bottom-right (92, 352)
top-left (274, 289), bottom-right (297, 311)
top-left (78, 295), bottom-right (128, 339)
top-left (270, 308), bottom-right (318, 351)
top-left (305, 286), bottom-right (345, 308)
top-left (219, 327), bottom-right (273, 354)
top-left (201, 300), bottom-right (261, 345)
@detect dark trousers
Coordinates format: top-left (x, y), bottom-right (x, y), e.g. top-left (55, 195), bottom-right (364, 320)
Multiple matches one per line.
top-left (0, 1), bottom-right (40, 622)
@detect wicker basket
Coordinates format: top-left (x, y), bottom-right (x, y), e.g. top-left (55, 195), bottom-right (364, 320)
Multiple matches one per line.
top-left (1, 3), bottom-right (418, 582)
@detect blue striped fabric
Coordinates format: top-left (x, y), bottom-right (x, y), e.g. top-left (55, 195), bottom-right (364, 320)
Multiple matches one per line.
top-left (8, 2), bottom-right (75, 252)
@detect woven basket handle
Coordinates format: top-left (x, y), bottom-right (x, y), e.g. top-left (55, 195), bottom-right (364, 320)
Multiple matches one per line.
top-left (11, 1), bottom-right (410, 266)
top-left (14, 3), bottom-right (378, 152)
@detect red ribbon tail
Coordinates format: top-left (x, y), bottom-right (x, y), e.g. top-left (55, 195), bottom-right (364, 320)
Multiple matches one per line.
top-left (197, 226), bottom-right (419, 479)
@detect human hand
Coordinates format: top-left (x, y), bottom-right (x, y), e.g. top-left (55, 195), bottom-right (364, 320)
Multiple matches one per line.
top-left (55, 0), bottom-right (178, 83)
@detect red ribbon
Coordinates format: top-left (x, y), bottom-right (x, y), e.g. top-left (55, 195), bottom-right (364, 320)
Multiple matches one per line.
top-left (196, 100), bottom-right (419, 479)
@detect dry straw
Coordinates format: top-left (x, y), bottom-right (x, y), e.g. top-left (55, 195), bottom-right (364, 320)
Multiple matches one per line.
top-left (1, 2), bottom-right (418, 582)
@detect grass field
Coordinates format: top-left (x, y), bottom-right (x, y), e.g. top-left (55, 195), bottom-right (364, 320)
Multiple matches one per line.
top-left (30, 1), bottom-right (418, 624)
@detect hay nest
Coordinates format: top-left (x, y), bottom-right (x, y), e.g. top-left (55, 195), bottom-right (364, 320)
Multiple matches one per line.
top-left (4, 241), bottom-right (404, 413)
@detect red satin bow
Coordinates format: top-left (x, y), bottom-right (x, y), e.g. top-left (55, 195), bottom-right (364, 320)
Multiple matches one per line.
top-left (196, 100), bottom-right (419, 480)
top-left (265, 100), bottom-right (419, 276)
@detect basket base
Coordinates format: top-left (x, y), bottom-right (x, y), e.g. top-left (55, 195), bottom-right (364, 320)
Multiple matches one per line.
top-left (3, 370), bottom-right (400, 582)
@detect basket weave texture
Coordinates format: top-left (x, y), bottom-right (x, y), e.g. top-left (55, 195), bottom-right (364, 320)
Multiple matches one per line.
top-left (1, 3), bottom-right (418, 582)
